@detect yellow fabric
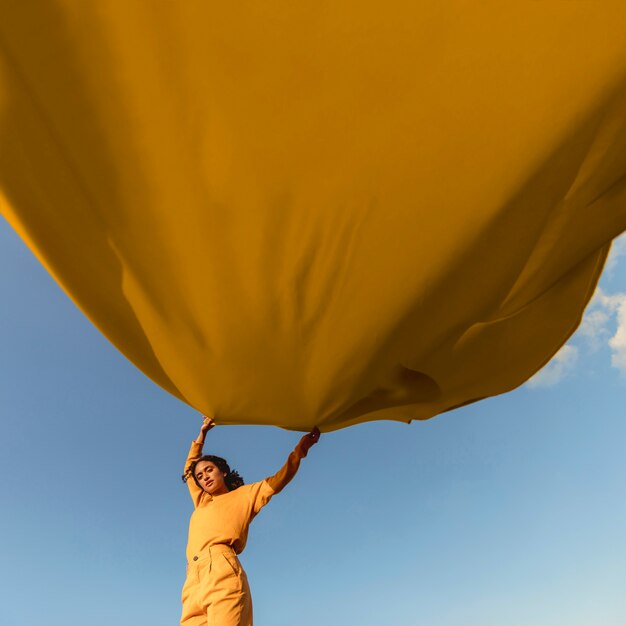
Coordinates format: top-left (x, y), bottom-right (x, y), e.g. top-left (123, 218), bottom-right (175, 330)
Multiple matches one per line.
top-left (183, 441), bottom-right (303, 559)
top-left (1, 3), bottom-right (626, 431)
top-left (181, 544), bottom-right (252, 626)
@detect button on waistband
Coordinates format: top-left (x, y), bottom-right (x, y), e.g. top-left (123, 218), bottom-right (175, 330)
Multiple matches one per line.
top-left (193, 556), bottom-right (198, 561)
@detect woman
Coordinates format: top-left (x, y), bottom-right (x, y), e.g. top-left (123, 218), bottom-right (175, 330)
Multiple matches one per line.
top-left (180, 416), bottom-right (320, 626)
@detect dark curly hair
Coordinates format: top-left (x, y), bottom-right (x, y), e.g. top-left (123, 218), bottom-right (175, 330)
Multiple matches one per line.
top-left (182, 455), bottom-right (244, 491)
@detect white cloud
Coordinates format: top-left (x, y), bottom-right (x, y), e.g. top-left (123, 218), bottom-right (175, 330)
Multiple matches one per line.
top-left (526, 234), bottom-right (626, 389)
top-left (526, 344), bottom-right (579, 388)
top-left (578, 287), bottom-right (614, 351)
top-left (607, 294), bottom-right (626, 376)
top-left (577, 288), bottom-right (626, 377)
top-left (578, 306), bottom-right (611, 352)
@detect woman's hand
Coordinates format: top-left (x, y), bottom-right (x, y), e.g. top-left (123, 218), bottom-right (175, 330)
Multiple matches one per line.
top-left (296, 426), bottom-right (320, 458)
top-left (195, 415), bottom-right (215, 443)
top-left (200, 415), bottom-right (215, 434)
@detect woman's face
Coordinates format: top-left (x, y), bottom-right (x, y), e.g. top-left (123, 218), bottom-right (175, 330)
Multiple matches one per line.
top-left (194, 461), bottom-right (229, 495)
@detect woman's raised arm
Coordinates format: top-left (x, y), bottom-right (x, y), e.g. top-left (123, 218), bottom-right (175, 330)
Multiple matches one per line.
top-left (182, 416), bottom-right (215, 506)
top-left (265, 427), bottom-right (320, 494)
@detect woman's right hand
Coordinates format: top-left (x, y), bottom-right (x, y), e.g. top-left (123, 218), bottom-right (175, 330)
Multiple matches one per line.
top-left (200, 415), bottom-right (216, 435)
top-left (195, 415), bottom-right (215, 443)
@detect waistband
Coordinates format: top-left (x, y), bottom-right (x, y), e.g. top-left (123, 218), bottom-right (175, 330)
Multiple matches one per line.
top-left (188, 543), bottom-right (237, 565)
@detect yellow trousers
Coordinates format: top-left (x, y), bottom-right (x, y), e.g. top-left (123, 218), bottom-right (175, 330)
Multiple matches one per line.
top-left (181, 544), bottom-right (253, 626)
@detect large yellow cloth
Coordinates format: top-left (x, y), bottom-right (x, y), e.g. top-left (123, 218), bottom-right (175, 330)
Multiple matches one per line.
top-left (1, 2), bottom-right (626, 431)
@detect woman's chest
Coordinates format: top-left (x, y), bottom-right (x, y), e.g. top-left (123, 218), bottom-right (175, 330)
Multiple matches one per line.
top-left (190, 493), bottom-right (252, 536)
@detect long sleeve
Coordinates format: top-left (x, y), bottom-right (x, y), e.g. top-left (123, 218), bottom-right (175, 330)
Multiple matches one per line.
top-left (264, 446), bottom-right (306, 494)
top-left (247, 447), bottom-right (305, 516)
top-left (184, 440), bottom-right (205, 508)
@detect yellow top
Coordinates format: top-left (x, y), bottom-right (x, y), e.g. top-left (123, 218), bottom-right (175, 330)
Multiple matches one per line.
top-left (183, 441), bottom-right (304, 560)
top-left (1, 3), bottom-right (626, 431)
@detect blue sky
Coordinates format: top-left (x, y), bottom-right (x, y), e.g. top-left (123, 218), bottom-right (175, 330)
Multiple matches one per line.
top-left (1, 216), bottom-right (624, 626)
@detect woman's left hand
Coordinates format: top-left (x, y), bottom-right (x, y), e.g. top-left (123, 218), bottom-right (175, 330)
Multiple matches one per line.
top-left (296, 426), bottom-right (320, 457)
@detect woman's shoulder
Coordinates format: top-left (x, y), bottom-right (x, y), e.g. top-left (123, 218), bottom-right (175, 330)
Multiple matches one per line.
top-left (230, 479), bottom-right (274, 501)
top-left (231, 479), bottom-right (270, 493)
